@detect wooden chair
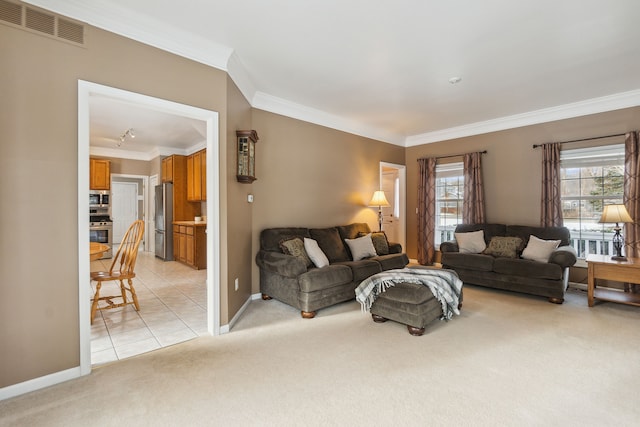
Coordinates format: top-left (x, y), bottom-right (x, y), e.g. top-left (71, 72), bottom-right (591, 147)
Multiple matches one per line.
top-left (90, 220), bottom-right (145, 324)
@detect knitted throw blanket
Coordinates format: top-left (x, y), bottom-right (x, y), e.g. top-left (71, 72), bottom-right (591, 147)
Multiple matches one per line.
top-left (355, 268), bottom-right (463, 320)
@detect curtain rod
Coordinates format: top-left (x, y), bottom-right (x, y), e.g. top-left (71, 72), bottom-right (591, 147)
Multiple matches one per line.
top-left (532, 133), bottom-right (626, 149)
top-left (419, 150), bottom-right (487, 161)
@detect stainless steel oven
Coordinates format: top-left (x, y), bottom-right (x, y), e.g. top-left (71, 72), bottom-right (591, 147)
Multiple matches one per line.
top-left (89, 190), bottom-right (110, 209)
top-left (90, 214), bottom-right (113, 259)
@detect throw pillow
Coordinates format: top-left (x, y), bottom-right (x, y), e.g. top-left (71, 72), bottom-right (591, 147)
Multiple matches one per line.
top-left (279, 237), bottom-right (312, 267)
top-left (358, 231), bottom-right (389, 255)
top-left (303, 238), bottom-right (330, 268)
top-left (345, 234), bottom-right (377, 261)
top-left (483, 236), bottom-right (523, 258)
top-left (455, 230), bottom-right (487, 254)
top-left (521, 235), bottom-right (561, 263)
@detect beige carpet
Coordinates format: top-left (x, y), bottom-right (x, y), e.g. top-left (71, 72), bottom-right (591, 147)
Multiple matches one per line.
top-left (1, 285), bottom-right (639, 426)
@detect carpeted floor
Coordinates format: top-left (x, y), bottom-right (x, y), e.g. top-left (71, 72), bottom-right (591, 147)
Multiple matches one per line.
top-left (1, 285), bottom-right (639, 426)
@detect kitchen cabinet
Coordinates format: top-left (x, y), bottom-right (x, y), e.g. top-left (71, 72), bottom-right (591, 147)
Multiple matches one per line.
top-left (187, 149), bottom-right (206, 201)
top-left (161, 155), bottom-right (200, 221)
top-left (173, 222), bottom-right (206, 269)
top-left (90, 158), bottom-right (110, 190)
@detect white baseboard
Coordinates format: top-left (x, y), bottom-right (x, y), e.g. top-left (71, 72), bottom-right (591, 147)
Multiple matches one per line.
top-left (219, 293), bottom-right (262, 334)
top-left (0, 366), bottom-right (82, 401)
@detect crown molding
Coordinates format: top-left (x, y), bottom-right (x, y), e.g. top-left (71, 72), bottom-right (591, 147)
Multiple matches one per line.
top-left (25, 1), bottom-right (640, 149)
top-left (405, 89), bottom-right (640, 147)
top-left (89, 144), bottom-right (199, 161)
top-left (22, 0), bottom-right (233, 71)
top-left (252, 91), bottom-right (405, 146)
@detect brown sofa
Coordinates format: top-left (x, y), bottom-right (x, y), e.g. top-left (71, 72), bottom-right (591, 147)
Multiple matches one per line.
top-left (440, 223), bottom-right (577, 303)
top-left (256, 223), bottom-right (409, 318)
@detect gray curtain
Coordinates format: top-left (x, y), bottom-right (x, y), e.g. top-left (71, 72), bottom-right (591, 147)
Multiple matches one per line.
top-left (417, 157), bottom-right (437, 265)
top-left (540, 142), bottom-right (563, 227)
top-left (624, 131), bottom-right (640, 258)
top-left (462, 152), bottom-right (486, 224)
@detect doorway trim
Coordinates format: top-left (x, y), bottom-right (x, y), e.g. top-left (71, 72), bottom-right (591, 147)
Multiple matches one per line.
top-left (379, 162), bottom-right (406, 251)
top-left (78, 80), bottom-right (221, 376)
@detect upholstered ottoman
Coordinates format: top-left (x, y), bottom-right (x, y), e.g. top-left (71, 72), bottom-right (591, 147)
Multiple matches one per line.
top-left (370, 281), bottom-right (462, 336)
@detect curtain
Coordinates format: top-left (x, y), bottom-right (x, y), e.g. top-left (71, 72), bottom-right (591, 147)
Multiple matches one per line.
top-left (417, 157), bottom-right (437, 265)
top-left (462, 152), bottom-right (486, 224)
top-left (540, 143), bottom-right (563, 227)
top-left (624, 131), bottom-right (640, 258)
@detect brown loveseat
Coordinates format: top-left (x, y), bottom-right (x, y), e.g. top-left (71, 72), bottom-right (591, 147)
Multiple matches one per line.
top-left (440, 223), bottom-right (577, 303)
top-left (256, 223), bottom-right (409, 318)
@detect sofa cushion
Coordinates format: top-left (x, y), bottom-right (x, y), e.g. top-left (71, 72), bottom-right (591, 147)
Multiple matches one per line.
top-left (493, 258), bottom-right (563, 280)
top-left (261, 227), bottom-right (310, 252)
top-left (483, 236), bottom-right (524, 258)
top-left (279, 237), bottom-right (313, 267)
top-left (372, 253), bottom-right (409, 271)
top-left (337, 223), bottom-right (372, 240)
top-left (298, 265), bottom-right (353, 292)
top-left (359, 231), bottom-right (390, 255)
top-left (454, 223), bottom-right (507, 244)
top-left (521, 235), bottom-right (561, 263)
top-left (345, 234), bottom-right (377, 260)
top-left (455, 230), bottom-right (487, 253)
top-left (309, 227), bottom-right (350, 262)
top-left (506, 225), bottom-right (571, 247)
top-left (304, 238), bottom-right (330, 268)
top-left (441, 252), bottom-right (495, 272)
top-left (334, 259), bottom-right (382, 281)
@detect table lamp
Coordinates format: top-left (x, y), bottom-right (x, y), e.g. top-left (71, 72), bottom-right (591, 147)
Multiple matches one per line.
top-left (599, 204), bottom-right (633, 261)
top-left (369, 190), bottom-right (390, 231)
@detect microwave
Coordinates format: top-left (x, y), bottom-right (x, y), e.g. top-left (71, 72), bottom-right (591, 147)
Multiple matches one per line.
top-left (89, 190), bottom-right (110, 208)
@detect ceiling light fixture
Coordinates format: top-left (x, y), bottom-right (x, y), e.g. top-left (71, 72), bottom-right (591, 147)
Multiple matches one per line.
top-left (448, 76), bottom-right (462, 84)
top-left (116, 128), bottom-right (135, 147)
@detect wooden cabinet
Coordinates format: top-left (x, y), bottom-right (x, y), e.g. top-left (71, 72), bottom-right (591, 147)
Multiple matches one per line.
top-left (187, 149), bottom-right (206, 201)
top-left (161, 156), bottom-right (174, 183)
top-left (173, 222), bottom-right (206, 269)
top-left (90, 158), bottom-right (110, 190)
top-left (161, 155), bottom-right (200, 221)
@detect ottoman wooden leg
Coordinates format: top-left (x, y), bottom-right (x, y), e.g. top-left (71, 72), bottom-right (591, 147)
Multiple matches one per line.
top-left (407, 325), bottom-right (425, 336)
top-left (371, 313), bottom-right (388, 323)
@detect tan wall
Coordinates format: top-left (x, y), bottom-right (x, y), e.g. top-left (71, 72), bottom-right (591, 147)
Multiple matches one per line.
top-left (250, 110), bottom-right (406, 293)
top-left (92, 156), bottom-right (151, 176)
top-left (225, 77), bottom-right (253, 321)
top-left (404, 107), bottom-right (640, 266)
top-left (0, 21), bottom-right (230, 388)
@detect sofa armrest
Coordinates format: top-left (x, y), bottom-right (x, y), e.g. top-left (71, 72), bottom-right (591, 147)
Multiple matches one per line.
top-left (255, 250), bottom-right (308, 278)
top-left (439, 240), bottom-right (459, 253)
top-left (548, 245), bottom-right (577, 269)
top-left (388, 242), bottom-right (402, 254)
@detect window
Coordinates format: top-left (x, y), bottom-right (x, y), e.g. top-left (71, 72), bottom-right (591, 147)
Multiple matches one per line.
top-left (560, 144), bottom-right (625, 258)
top-left (435, 162), bottom-right (464, 247)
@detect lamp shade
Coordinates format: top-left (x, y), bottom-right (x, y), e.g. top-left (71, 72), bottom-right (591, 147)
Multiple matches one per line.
top-left (599, 204), bottom-right (633, 224)
top-left (369, 190), bottom-right (390, 207)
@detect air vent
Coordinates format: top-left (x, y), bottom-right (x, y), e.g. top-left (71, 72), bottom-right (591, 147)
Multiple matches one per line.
top-left (0, 0), bottom-right (85, 46)
top-left (0, 0), bottom-right (21, 25)
top-left (25, 7), bottom-right (54, 36)
top-left (58, 17), bottom-right (84, 44)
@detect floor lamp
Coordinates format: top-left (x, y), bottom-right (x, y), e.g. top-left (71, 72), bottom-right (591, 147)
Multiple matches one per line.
top-left (599, 204), bottom-right (633, 261)
top-left (369, 190), bottom-right (390, 232)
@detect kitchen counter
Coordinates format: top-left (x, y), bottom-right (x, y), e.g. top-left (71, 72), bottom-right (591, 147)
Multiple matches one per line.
top-left (173, 220), bottom-right (207, 227)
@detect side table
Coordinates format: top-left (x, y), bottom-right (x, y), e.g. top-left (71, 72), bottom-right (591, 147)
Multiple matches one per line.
top-left (586, 254), bottom-right (640, 307)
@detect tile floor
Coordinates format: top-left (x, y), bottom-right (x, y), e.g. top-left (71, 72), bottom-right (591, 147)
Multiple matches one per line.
top-left (90, 251), bottom-right (208, 366)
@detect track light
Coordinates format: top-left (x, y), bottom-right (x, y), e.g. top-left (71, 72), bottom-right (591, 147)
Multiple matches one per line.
top-left (116, 128), bottom-right (135, 147)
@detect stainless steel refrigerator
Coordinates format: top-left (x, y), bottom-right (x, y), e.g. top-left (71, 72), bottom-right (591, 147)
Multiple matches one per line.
top-left (155, 183), bottom-right (174, 260)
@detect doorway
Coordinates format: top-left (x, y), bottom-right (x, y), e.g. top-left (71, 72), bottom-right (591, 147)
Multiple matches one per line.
top-left (380, 162), bottom-right (406, 251)
top-left (78, 80), bottom-right (221, 376)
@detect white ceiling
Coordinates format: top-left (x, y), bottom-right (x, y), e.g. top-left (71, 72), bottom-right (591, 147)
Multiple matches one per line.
top-left (27, 0), bottom-right (640, 155)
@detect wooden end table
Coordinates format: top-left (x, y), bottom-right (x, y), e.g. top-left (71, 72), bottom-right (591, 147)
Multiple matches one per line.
top-left (586, 254), bottom-right (640, 307)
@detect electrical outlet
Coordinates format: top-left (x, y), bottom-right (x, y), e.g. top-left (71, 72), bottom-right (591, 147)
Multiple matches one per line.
top-left (234, 278), bottom-right (239, 291)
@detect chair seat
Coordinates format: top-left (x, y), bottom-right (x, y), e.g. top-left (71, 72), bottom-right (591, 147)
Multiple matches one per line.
top-left (91, 271), bottom-right (136, 281)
